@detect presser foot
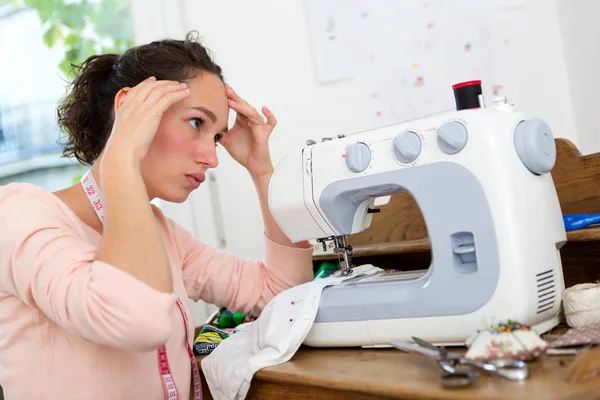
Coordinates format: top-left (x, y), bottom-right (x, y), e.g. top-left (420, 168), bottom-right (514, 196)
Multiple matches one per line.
top-left (317, 235), bottom-right (354, 276)
top-left (336, 243), bottom-right (353, 276)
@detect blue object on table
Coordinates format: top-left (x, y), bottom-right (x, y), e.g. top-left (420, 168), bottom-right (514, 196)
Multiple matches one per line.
top-left (563, 214), bottom-right (600, 231)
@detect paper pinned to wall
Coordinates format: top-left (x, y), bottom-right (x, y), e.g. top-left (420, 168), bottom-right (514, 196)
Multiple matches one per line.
top-left (306, 0), bottom-right (358, 83)
top-left (306, 0), bottom-right (526, 127)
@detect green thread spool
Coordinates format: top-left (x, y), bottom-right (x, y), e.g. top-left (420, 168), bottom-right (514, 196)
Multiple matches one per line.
top-left (314, 261), bottom-right (340, 279)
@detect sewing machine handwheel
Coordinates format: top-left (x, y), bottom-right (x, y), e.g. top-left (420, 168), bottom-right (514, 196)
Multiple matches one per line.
top-left (514, 118), bottom-right (556, 175)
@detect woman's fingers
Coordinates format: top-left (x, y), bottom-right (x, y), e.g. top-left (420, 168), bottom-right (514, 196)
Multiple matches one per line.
top-left (153, 86), bottom-right (190, 115)
top-left (144, 81), bottom-right (188, 108)
top-left (125, 76), bottom-right (156, 103)
top-left (120, 79), bottom-right (188, 119)
top-left (107, 77), bottom-right (190, 163)
top-left (229, 99), bottom-right (265, 125)
top-left (225, 84), bottom-right (276, 128)
top-left (136, 80), bottom-right (182, 105)
top-left (262, 106), bottom-right (277, 127)
top-left (225, 84), bottom-right (246, 105)
top-left (126, 78), bottom-right (182, 107)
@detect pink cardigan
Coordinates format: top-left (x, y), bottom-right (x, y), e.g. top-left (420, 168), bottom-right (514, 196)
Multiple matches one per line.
top-left (0, 183), bottom-right (314, 399)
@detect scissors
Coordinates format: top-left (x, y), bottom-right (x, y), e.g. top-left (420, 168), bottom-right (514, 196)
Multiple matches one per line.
top-left (389, 337), bottom-right (529, 387)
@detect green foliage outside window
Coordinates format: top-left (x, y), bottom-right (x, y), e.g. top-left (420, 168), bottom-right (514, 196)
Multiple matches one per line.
top-left (0, 0), bottom-right (135, 77)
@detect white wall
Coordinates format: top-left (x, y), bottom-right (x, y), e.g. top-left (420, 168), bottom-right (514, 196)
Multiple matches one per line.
top-left (515, 0), bottom-right (580, 151)
top-left (516, 0), bottom-right (600, 155)
top-left (555, 0), bottom-right (600, 154)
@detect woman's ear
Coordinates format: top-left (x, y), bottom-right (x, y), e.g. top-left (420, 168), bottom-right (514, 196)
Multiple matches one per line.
top-left (113, 87), bottom-right (130, 112)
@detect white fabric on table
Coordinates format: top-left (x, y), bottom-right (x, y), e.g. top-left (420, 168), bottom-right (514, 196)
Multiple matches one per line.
top-left (201, 264), bottom-right (381, 400)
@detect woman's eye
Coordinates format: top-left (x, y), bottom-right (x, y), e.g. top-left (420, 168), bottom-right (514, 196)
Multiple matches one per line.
top-left (214, 133), bottom-right (223, 145)
top-left (189, 118), bottom-right (204, 130)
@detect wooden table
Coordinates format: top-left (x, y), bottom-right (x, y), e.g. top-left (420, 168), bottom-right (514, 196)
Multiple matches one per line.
top-left (196, 345), bottom-right (600, 399)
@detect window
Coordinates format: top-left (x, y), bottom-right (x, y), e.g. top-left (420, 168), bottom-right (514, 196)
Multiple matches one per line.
top-left (0, 0), bottom-right (134, 190)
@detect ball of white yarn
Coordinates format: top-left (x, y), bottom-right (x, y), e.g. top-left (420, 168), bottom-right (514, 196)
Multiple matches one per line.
top-left (562, 283), bottom-right (600, 328)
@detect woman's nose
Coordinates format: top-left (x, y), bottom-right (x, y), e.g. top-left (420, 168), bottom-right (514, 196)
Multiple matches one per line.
top-left (196, 139), bottom-right (219, 168)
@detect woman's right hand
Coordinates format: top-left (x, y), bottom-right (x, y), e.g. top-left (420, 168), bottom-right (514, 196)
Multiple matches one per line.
top-left (95, 76), bottom-right (188, 294)
top-left (103, 76), bottom-right (190, 165)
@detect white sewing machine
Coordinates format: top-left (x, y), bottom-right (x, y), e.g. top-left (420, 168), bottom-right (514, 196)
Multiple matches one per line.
top-left (268, 81), bottom-right (567, 347)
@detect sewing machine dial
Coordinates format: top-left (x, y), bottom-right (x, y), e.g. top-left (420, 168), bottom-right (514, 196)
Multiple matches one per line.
top-left (345, 141), bottom-right (372, 173)
top-left (393, 130), bottom-right (422, 164)
top-left (437, 121), bottom-right (468, 154)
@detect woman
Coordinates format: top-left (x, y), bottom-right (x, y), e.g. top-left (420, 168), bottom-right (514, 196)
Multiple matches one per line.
top-left (0, 31), bottom-right (314, 399)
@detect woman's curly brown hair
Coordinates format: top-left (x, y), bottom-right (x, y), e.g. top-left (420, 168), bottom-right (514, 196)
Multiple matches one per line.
top-left (57, 31), bottom-right (224, 166)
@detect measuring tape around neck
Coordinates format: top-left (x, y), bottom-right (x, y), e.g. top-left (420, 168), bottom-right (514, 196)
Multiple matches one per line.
top-left (80, 170), bottom-right (105, 222)
top-left (80, 169), bottom-right (202, 400)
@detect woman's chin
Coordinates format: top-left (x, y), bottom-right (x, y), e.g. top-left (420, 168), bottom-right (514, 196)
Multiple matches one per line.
top-left (161, 188), bottom-right (193, 204)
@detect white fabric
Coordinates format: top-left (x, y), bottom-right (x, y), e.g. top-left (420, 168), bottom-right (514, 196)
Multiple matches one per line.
top-left (201, 264), bottom-right (381, 400)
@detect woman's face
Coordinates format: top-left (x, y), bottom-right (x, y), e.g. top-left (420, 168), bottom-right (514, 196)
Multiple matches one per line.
top-left (141, 72), bottom-right (229, 202)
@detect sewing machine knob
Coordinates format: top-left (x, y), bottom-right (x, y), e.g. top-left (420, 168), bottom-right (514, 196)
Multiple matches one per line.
top-left (514, 118), bottom-right (556, 175)
top-left (393, 131), bottom-right (422, 163)
top-left (437, 121), bottom-right (468, 154)
top-left (345, 142), bottom-right (371, 173)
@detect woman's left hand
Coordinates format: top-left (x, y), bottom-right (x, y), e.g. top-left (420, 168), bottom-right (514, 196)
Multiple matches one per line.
top-left (220, 84), bottom-right (276, 178)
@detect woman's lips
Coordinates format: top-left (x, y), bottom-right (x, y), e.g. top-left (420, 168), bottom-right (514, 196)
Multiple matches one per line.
top-left (185, 173), bottom-right (205, 188)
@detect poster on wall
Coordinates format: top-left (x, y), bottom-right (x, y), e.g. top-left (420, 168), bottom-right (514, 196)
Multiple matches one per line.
top-left (306, 0), bottom-right (526, 127)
